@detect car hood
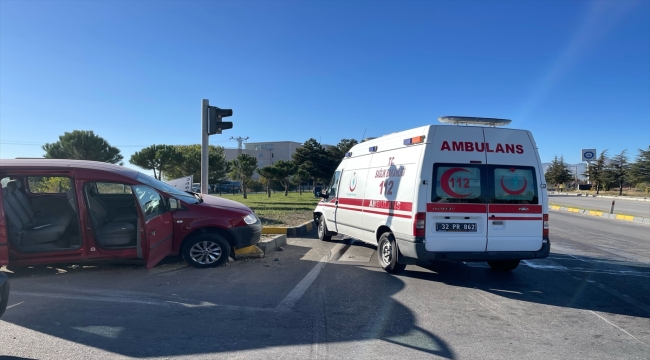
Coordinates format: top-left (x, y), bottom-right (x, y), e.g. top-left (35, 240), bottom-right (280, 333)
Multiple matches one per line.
top-left (197, 195), bottom-right (252, 212)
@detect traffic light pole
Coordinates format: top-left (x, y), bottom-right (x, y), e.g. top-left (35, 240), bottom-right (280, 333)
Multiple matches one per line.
top-left (201, 99), bottom-right (209, 194)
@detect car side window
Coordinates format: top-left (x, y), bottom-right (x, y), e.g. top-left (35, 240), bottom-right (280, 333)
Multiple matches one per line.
top-left (26, 176), bottom-right (72, 194)
top-left (96, 182), bottom-right (132, 194)
top-left (132, 185), bottom-right (165, 219)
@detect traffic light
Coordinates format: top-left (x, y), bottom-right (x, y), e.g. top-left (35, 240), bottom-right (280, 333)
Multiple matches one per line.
top-left (208, 106), bottom-right (233, 135)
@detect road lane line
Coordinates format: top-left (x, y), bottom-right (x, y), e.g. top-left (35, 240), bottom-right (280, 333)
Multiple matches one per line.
top-left (6, 301), bottom-right (24, 310)
top-left (588, 310), bottom-right (648, 347)
top-left (11, 291), bottom-right (281, 312)
top-left (276, 243), bottom-right (346, 310)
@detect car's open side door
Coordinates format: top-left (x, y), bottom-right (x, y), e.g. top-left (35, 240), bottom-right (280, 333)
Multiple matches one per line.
top-left (133, 185), bottom-right (174, 269)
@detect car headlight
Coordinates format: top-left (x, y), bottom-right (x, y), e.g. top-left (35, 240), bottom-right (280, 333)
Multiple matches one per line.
top-left (243, 213), bottom-right (258, 225)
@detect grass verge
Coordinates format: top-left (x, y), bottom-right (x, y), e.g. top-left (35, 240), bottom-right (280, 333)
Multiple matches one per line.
top-left (213, 192), bottom-right (320, 227)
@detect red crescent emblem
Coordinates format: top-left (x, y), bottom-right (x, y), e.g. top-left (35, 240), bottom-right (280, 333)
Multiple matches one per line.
top-left (500, 176), bottom-right (527, 195)
top-left (349, 172), bottom-right (357, 192)
top-left (440, 168), bottom-right (471, 198)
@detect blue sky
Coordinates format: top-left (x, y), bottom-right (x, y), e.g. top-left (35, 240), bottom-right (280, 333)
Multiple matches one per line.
top-left (1, 0), bottom-right (648, 171)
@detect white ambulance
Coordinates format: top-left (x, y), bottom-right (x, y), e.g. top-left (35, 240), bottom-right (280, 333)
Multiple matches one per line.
top-left (314, 116), bottom-right (550, 273)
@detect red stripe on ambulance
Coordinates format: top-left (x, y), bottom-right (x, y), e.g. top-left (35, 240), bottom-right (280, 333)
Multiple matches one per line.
top-left (426, 203), bottom-right (487, 213)
top-left (489, 204), bottom-right (542, 214)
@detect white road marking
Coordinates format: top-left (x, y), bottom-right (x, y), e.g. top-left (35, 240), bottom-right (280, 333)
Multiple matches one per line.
top-left (277, 243), bottom-right (346, 310)
top-left (10, 291), bottom-right (281, 312)
top-left (589, 310), bottom-right (648, 347)
top-left (522, 260), bottom-right (650, 277)
top-left (522, 260), bottom-right (568, 270)
top-left (6, 301), bottom-right (24, 309)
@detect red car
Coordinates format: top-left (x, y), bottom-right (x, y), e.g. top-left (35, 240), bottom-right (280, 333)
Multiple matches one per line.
top-left (0, 159), bottom-right (262, 269)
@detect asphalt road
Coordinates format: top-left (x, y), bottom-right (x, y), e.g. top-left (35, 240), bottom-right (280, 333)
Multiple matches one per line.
top-left (549, 194), bottom-right (650, 218)
top-left (1, 212), bottom-right (649, 359)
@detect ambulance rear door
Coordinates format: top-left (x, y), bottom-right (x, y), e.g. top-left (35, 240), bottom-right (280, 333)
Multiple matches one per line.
top-left (427, 126), bottom-right (488, 252)
top-left (483, 128), bottom-right (543, 252)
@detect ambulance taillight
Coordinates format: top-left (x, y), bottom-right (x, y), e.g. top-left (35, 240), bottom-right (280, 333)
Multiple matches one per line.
top-left (413, 212), bottom-right (426, 237)
top-left (543, 214), bottom-right (549, 237)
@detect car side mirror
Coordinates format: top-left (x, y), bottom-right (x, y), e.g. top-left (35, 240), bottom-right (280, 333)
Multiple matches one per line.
top-left (0, 272), bottom-right (9, 318)
top-left (319, 190), bottom-right (329, 199)
top-left (169, 198), bottom-right (180, 211)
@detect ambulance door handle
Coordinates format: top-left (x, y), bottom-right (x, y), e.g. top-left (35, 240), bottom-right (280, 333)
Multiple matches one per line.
top-left (492, 221), bottom-right (503, 225)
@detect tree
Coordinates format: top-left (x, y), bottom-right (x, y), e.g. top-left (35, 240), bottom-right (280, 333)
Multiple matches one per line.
top-left (43, 130), bottom-right (123, 164)
top-left (292, 138), bottom-right (331, 188)
top-left (164, 145), bottom-right (231, 186)
top-left (290, 168), bottom-right (311, 195)
top-left (129, 145), bottom-right (182, 180)
top-left (324, 138), bottom-right (359, 180)
top-left (607, 150), bottom-right (630, 195)
top-left (229, 154), bottom-right (258, 199)
top-left (257, 166), bottom-right (277, 198)
top-left (544, 155), bottom-right (573, 188)
top-left (270, 160), bottom-right (297, 196)
top-left (585, 150), bottom-right (608, 194)
top-left (327, 139), bottom-right (359, 162)
top-left (628, 147), bottom-right (650, 186)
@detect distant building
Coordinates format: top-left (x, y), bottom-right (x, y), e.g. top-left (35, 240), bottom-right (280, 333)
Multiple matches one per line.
top-left (223, 141), bottom-right (303, 180)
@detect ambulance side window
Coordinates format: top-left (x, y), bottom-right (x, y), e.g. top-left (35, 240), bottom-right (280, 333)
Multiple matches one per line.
top-left (327, 171), bottom-right (341, 199)
top-left (432, 164), bottom-right (486, 203)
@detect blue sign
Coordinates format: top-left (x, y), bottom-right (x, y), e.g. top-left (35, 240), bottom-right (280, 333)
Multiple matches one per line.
top-left (581, 149), bottom-right (596, 162)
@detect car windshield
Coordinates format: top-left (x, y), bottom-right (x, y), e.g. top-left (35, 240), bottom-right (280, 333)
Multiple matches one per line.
top-left (135, 173), bottom-right (199, 204)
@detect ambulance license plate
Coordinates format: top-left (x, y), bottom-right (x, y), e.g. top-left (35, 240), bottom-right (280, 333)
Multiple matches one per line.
top-left (436, 223), bottom-right (477, 232)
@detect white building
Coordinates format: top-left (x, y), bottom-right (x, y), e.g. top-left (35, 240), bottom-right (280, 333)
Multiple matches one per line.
top-left (223, 141), bottom-right (303, 180)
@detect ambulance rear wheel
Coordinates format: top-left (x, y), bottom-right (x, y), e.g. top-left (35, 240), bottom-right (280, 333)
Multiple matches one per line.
top-left (318, 216), bottom-right (332, 241)
top-left (487, 260), bottom-right (520, 271)
top-left (378, 232), bottom-right (406, 274)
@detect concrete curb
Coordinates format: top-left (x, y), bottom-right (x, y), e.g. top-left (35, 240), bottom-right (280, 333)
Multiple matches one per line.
top-left (256, 234), bottom-right (287, 257)
top-left (261, 221), bottom-right (315, 238)
top-left (549, 192), bottom-right (650, 201)
top-left (549, 205), bottom-right (649, 224)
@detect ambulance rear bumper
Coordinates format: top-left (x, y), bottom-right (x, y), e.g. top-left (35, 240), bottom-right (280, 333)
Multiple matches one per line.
top-left (396, 237), bottom-right (551, 263)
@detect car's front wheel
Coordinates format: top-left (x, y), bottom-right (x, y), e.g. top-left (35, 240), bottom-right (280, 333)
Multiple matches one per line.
top-left (182, 234), bottom-right (231, 268)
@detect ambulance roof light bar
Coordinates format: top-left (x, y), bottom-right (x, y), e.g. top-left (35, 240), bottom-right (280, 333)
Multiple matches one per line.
top-left (438, 116), bottom-right (511, 127)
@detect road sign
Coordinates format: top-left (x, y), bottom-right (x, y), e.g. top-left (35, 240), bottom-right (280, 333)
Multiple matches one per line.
top-left (581, 149), bottom-right (596, 162)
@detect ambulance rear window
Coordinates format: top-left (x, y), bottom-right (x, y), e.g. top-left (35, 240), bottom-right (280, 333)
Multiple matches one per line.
top-left (489, 165), bottom-right (538, 204)
top-left (432, 164), bottom-right (486, 203)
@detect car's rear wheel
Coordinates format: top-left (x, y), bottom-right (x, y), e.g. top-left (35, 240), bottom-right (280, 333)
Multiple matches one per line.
top-left (182, 234), bottom-right (230, 268)
top-left (377, 232), bottom-right (406, 274)
top-left (487, 260), bottom-right (520, 271)
top-left (318, 216), bottom-right (332, 241)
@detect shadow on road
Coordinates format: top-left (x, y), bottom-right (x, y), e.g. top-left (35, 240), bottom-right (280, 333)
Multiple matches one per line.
top-left (2, 234), bottom-right (649, 359)
top-left (0, 240), bottom-right (455, 359)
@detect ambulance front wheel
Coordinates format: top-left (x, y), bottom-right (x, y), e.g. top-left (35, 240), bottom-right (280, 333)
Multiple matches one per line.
top-left (378, 232), bottom-right (407, 274)
top-left (487, 260), bottom-right (520, 271)
top-left (318, 216), bottom-right (332, 241)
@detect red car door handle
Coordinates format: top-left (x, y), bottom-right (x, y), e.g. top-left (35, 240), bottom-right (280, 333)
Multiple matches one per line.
top-left (150, 230), bottom-right (156, 235)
